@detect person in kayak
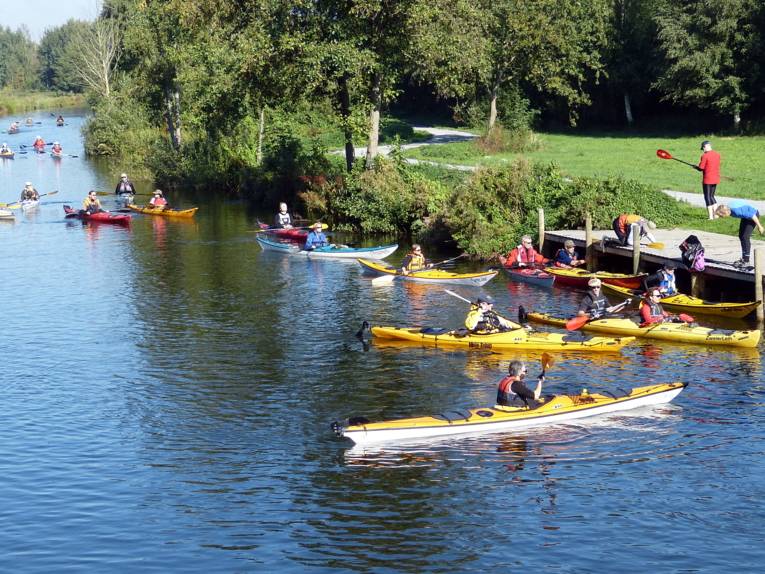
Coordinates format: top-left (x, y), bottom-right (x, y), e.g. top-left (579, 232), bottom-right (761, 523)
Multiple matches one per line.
top-left (0, 142), bottom-right (11, 154)
top-left (304, 222), bottom-right (329, 250)
top-left (612, 214), bottom-right (657, 246)
top-left (20, 182), bottom-right (40, 201)
top-left (56, 115), bottom-right (65, 126)
top-left (82, 190), bottom-right (104, 214)
top-left (715, 203), bottom-right (765, 268)
top-left (32, 136), bottom-right (46, 153)
top-left (465, 295), bottom-right (520, 333)
top-left (499, 235), bottom-right (548, 267)
top-left (643, 263), bottom-right (677, 295)
top-left (149, 189), bottom-right (168, 208)
top-left (51, 141), bottom-right (63, 155)
top-left (9, 121), bottom-right (19, 132)
top-left (115, 173), bottom-right (137, 198)
top-left (576, 277), bottom-right (626, 318)
top-left (695, 140), bottom-right (720, 220)
top-left (273, 202), bottom-right (294, 228)
top-left (25, 117), bottom-right (34, 126)
top-left (640, 290), bottom-right (672, 326)
top-left (400, 244), bottom-right (433, 275)
top-left (496, 360), bottom-right (544, 408)
top-left (554, 239), bottom-right (585, 268)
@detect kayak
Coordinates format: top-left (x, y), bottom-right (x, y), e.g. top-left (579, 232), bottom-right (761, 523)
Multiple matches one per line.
top-left (128, 205), bottom-right (198, 218)
top-left (333, 382), bottom-right (687, 445)
top-left (0, 151), bottom-right (14, 159)
top-left (51, 151), bottom-right (63, 159)
top-left (257, 221), bottom-right (308, 241)
top-left (545, 267), bottom-right (647, 290)
top-left (7, 129), bottom-right (19, 135)
top-left (527, 312), bottom-right (761, 348)
top-left (21, 199), bottom-right (39, 211)
top-left (370, 325), bottom-right (635, 352)
top-left (0, 208), bottom-right (14, 220)
top-left (504, 266), bottom-right (555, 287)
top-left (602, 283), bottom-right (761, 319)
top-left (63, 205), bottom-right (131, 226)
top-left (358, 258), bottom-right (497, 287)
top-left (256, 235), bottom-right (397, 260)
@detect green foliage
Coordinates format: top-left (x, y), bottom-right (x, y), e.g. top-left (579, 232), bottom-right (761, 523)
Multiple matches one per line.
top-left (82, 94), bottom-right (155, 158)
top-left (38, 20), bottom-right (90, 92)
top-left (0, 26), bottom-right (39, 90)
top-left (0, 90), bottom-right (84, 115)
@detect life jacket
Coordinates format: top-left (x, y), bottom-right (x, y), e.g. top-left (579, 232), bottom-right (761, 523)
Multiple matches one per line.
top-left (52, 145), bottom-right (62, 153)
top-left (581, 292), bottom-right (608, 315)
top-left (151, 197), bottom-right (168, 206)
top-left (496, 376), bottom-right (519, 406)
top-left (33, 139), bottom-right (45, 149)
top-left (657, 271), bottom-right (676, 294)
top-left (466, 308), bottom-right (505, 333)
top-left (116, 181), bottom-right (134, 194)
top-left (507, 245), bottom-right (542, 265)
top-left (403, 252), bottom-right (426, 271)
top-left (275, 212), bottom-right (292, 227)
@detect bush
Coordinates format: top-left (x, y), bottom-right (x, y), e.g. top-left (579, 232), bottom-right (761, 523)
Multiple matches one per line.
top-left (82, 94), bottom-right (156, 159)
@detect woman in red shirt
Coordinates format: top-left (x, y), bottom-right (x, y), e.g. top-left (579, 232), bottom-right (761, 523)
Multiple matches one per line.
top-left (696, 140), bottom-right (721, 220)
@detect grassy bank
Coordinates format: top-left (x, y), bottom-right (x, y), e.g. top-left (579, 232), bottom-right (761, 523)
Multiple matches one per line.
top-left (402, 132), bottom-right (765, 200)
top-left (0, 90), bottom-right (86, 116)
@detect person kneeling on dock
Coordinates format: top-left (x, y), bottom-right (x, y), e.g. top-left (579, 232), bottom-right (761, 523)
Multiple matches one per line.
top-left (496, 360), bottom-right (544, 408)
top-left (554, 239), bottom-right (585, 268)
top-left (499, 235), bottom-right (549, 268)
top-left (465, 295), bottom-right (520, 334)
top-left (612, 214), bottom-right (657, 246)
top-left (643, 263), bottom-right (677, 296)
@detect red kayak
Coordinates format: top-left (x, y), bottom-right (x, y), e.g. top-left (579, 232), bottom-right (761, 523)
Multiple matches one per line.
top-left (64, 205), bottom-right (131, 226)
top-left (257, 221), bottom-right (308, 241)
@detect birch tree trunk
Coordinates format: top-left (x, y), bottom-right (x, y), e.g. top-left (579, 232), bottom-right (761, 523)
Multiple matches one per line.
top-left (365, 72), bottom-right (382, 170)
top-left (257, 107), bottom-right (266, 165)
top-left (487, 80), bottom-right (500, 132)
top-left (623, 92), bottom-right (634, 125)
top-left (339, 74), bottom-right (354, 172)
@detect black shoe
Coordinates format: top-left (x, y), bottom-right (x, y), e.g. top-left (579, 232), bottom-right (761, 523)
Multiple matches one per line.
top-left (733, 259), bottom-right (749, 268)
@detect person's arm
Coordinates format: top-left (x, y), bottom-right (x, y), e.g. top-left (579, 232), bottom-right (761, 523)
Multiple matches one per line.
top-left (465, 308), bottom-right (482, 331)
top-left (495, 313), bottom-right (521, 330)
top-left (511, 378), bottom-right (543, 404)
top-left (577, 295), bottom-right (592, 316)
top-left (696, 155), bottom-right (705, 172)
top-left (752, 213), bottom-right (764, 234)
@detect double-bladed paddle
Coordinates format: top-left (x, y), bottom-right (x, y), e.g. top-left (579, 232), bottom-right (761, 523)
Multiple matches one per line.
top-left (565, 298), bottom-right (632, 331)
top-left (2, 190), bottom-right (59, 209)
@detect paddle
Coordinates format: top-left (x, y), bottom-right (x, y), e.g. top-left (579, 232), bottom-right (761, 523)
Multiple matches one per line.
top-left (430, 253), bottom-right (468, 268)
top-left (656, 149), bottom-right (735, 182)
top-left (565, 298), bottom-right (632, 331)
top-left (540, 352), bottom-right (553, 377)
top-left (2, 190), bottom-right (59, 209)
top-left (647, 242), bottom-right (665, 249)
top-left (95, 191), bottom-right (150, 196)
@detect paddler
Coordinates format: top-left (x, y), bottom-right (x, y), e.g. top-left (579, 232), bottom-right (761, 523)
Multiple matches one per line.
top-left (32, 136), bottom-right (46, 152)
top-left (51, 141), bottom-right (63, 155)
top-left (553, 239), bottom-right (585, 268)
top-left (115, 173), bottom-right (137, 198)
top-left (576, 277), bottom-right (626, 318)
top-left (400, 244), bottom-right (432, 275)
top-left (273, 202), bottom-right (293, 228)
top-left (639, 289), bottom-right (671, 326)
top-left (0, 142), bottom-right (11, 154)
top-left (642, 263), bottom-right (677, 296)
top-left (20, 182), bottom-right (39, 201)
top-left (304, 222), bottom-right (329, 250)
top-left (82, 190), bottom-right (104, 214)
top-left (496, 360), bottom-right (544, 408)
top-left (149, 189), bottom-right (168, 208)
top-left (465, 295), bottom-right (520, 333)
top-left (498, 235), bottom-right (549, 268)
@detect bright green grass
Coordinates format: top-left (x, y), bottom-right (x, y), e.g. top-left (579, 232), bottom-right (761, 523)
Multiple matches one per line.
top-left (403, 132), bottom-right (765, 200)
top-left (0, 90), bottom-right (86, 116)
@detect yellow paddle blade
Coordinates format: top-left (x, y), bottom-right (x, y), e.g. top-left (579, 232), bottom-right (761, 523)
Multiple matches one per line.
top-left (647, 242), bottom-right (665, 249)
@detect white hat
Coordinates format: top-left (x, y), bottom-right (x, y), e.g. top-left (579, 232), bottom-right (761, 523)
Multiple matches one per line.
top-left (25, 181), bottom-right (32, 186)
top-left (588, 277), bottom-right (602, 288)
top-left (120, 173), bottom-right (127, 178)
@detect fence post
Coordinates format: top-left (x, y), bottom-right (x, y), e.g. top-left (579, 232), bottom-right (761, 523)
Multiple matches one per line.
top-left (755, 247), bottom-right (764, 323)
top-left (538, 207), bottom-right (545, 254)
top-left (585, 213), bottom-right (593, 272)
top-left (631, 224), bottom-right (640, 275)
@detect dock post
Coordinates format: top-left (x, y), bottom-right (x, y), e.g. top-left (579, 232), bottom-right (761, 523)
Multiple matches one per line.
top-left (755, 247), bottom-right (764, 323)
top-left (538, 207), bottom-right (545, 254)
top-left (690, 272), bottom-right (705, 298)
top-left (631, 224), bottom-right (640, 274)
top-left (585, 213), bottom-right (593, 271)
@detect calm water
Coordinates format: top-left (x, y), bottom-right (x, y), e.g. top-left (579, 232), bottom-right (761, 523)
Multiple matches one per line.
top-left (1, 111), bottom-right (764, 572)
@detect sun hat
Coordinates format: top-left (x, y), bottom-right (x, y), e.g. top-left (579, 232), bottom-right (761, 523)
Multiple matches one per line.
top-left (120, 173), bottom-right (127, 178)
top-left (153, 189), bottom-right (163, 195)
top-left (313, 222), bottom-right (324, 229)
top-left (700, 140), bottom-right (711, 150)
top-left (646, 220), bottom-right (657, 230)
top-left (477, 295), bottom-right (495, 304)
top-left (564, 239), bottom-right (575, 248)
top-left (588, 278), bottom-right (602, 288)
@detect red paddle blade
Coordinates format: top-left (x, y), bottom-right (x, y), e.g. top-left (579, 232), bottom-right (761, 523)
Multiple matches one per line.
top-left (565, 315), bottom-right (590, 331)
top-left (678, 313), bottom-right (694, 323)
top-left (656, 149), bottom-right (673, 160)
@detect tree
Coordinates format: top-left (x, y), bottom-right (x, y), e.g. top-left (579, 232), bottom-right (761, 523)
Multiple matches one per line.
top-left (38, 20), bottom-right (91, 92)
top-left (0, 26), bottom-right (39, 90)
top-left (654, 0), bottom-right (759, 130)
top-left (64, 18), bottom-right (122, 99)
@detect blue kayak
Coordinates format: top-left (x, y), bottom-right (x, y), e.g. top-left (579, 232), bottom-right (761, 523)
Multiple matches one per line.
top-left (256, 235), bottom-right (397, 260)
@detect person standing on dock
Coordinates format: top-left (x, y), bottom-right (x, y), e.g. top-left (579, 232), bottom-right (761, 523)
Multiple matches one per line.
top-left (696, 141), bottom-right (721, 221)
top-left (715, 202), bottom-right (764, 268)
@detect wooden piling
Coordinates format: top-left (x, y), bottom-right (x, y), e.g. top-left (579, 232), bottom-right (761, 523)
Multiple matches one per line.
top-left (755, 247), bottom-right (764, 323)
top-left (538, 207), bottom-right (545, 254)
top-left (631, 224), bottom-right (640, 274)
top-left (585, 213), bottom-right (593, 272)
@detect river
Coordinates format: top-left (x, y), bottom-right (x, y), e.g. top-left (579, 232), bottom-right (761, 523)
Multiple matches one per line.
top-left (1, 110), bottom-right (764, 573)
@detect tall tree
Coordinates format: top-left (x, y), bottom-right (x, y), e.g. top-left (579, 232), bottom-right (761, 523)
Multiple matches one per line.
top-left (38, 20), bottom-right (91, 92)
top-left (654, 0), bottom-right (759, 130)
top-left (0, 26), bottom-right (39, 90)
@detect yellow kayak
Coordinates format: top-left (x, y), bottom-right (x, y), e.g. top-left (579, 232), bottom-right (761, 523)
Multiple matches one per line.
top-left (128, 205), bottom-right (198, 218)
top-left (602, 283), bottom-right (761, 319)
top-left (370, 325), bottom-right (634, 352)
top-left (358, 258), bottom-right (497, 286)
top-left (333, 382), bottom-right (687, 445)
top-left (527, 312), bottom-right (761, 348)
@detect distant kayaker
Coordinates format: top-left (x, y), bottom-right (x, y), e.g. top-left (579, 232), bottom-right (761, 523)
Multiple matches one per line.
top-left (465, 295), bottom-right (520, 333)
top-left (51, 141), bottom-right (63, 155)
top-left (554, 239), bottom-right (585, 268)
top-left (32, 136), bottom-right (46, 152)
top-left (82, 190), bottom-right (104, 214)
top-left (56, 115), bottom-right (65, 126)
top-left (114, 173), bottom-right (136, 197)
top-left (643, 263), bottom-right (677, 296)
top-left (496, 360), bottom-right (544, 408)
top-left (640, 290), bottom-right (671, 326)
top-left (499, 235), bottom-right (549, 268)
top-left (400, 244), bottom-right (432, 275)
top-left (0, 142), bottom-right (11, 154)
top-left (149, 189), bottom-right (168, 208)
top-left (695, 140), bottom-right (721, 220)
top-left (304, 222), bottom-right (329, 250)
top-left (9, 121), bottom-right (19, 131)
top-left (273, 202), bottom-right (293, 228)
top-left (25, 117), bottom-right (34, 126)
top-left (20, 182), bottom-right (40, 201)
top-left (612, 214), bottom-right (657, 246)
top-left (715, 202), bottom-right (764, 269)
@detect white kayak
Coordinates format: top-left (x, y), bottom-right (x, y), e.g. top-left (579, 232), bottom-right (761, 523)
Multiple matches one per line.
top-left (256, 235), bottom-right (397, 260)
top-left (0, 208), bottom-right (15, 220)
top-left (21, 199), bottom-right (40, 211)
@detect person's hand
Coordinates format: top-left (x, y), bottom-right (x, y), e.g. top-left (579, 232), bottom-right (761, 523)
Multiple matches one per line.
top-left (758, 225), bottom-right (764, 234)
top-left (427, 263), bottom-right (433, 268)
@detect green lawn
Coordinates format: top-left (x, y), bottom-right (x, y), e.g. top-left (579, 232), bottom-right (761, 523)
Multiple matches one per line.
top-left (402, 132), bottom-right (765, 200)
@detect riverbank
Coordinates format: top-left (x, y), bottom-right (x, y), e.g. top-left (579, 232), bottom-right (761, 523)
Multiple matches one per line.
top-left (0, 90), bottom-right (86, 117)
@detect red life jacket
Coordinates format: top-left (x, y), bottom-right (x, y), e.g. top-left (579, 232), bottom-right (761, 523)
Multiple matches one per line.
top-left (496, 376), bottom-right (519, 406)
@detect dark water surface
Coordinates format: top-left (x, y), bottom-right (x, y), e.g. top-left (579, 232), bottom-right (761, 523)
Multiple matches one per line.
top-left (1, 111), bottom-right (764, 572)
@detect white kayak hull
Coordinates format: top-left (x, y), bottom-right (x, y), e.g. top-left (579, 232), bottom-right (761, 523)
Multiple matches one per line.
top-left (21, 199), bottom-right (40, 211)
top-left (256, 235), bottom-right (397, 260)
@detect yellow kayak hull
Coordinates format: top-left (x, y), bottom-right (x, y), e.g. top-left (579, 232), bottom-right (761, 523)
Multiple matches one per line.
top-left (334, 382), bottom-right (687, 445)
top-left (358, 258), bottom-right (497, 286)
top-left (370, 325), bottom-right (634, 352)
top-left (602, 283), bottom-right (761, 319)
top-left (128, 205), bottom-right (198, 218)
top-left (527, 312), bottom-right (761, 348)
